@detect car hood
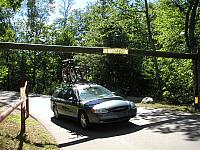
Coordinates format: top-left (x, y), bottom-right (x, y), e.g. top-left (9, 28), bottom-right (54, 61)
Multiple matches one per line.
top-left (81, 96), bottom-right (131, 109)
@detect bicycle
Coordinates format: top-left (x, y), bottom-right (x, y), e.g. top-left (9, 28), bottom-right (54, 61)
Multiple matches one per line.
top-left (62, 59), bottom-right (86, 84)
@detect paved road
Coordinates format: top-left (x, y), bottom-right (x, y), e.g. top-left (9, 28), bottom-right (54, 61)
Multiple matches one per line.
top-left (1, 91), bottom-right (200, 150)
top-left (0, 91), bottom-right (19, 107)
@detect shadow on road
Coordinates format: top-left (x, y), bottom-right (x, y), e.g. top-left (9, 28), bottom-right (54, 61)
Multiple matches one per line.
top-left (137, 109), bottom-right (200, 141)
top-left (51, 109), bottom-right (200, 148)
top-left (51, 117), bottom-right (141, 148)
top-left (0, 91), bottom-right (19, 107)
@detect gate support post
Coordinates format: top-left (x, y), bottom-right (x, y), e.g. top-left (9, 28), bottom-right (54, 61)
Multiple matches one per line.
top-left (20, 82), bottom-right (26, 135)
top-left (194, 49), bottom-right (200, 112)
top-left (20, 52), bottom-right (26, 135)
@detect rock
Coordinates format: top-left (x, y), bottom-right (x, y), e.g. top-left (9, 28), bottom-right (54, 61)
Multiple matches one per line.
top-left (141, 97), bottom-right (153, 104)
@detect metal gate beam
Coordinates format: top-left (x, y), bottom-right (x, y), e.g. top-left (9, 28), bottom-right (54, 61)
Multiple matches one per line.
top-left (0, 42), bottom-right (197, 60)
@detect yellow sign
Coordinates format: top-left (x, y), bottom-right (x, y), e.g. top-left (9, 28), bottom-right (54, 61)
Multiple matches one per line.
top-left (195, 97), bottom-right (198, 104)
top-left (103, 48), bottom-right (128, 54)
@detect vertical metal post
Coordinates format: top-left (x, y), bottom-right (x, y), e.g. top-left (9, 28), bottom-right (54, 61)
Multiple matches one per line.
top-left (197, 50), bottom-right (200, 111)
top-left (194, 49), bottom-right (200, 112)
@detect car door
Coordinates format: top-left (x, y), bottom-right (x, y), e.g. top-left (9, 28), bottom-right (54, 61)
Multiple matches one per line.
top-left (55, 88), bottom-right (67, 115)
top-left (59, 88), bottom-right (71, 116)
top-left (51, 89), bottom-right (61, 111)
top-left (63, 88), bottom-right (79, 118)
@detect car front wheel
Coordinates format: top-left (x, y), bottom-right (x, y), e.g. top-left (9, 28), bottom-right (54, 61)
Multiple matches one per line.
top-left (122, 118), bottom-right (130, 123)
top-left (79, 112), bottom-right (89, 129)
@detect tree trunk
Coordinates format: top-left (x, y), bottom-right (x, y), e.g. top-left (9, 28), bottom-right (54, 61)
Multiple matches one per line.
top-left (144, 0), bottom-right (162, 98)
top-left (32, 51), bottom-right (36, 90)
top-left (184, 0), bottom-right (199, 110)
top-left (43, 52), bottom-right (47, 92)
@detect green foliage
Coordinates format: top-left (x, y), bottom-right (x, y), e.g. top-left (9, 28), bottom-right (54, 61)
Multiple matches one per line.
top-left (160, 58), bottom-right (193, 104)
top-left (150, 0), bottom-right (195, 104)
top-left (154, 0), bottom-right (185, 52)
top-left (55, 27), bottom-right (75, 46)
top-left (74, 54), bottom-right (104, 80)
top-left (0, 28), bottom-right (15, 42)
top-left (6, 0), bottom-right (62, 94)
top-left (0, 66), bottom-right (8, 84)
top-left (141, 57), bottom-right (158, 97)
top-left (74, 53), bottom-right (147, 96)
top-left (71, 0), bottom-right (148, 96)
top-left (0, 0), bottom-right (7, 7)
top-left (0, 0), bottom-right (198, 105)
top-left (78, 0), bottom-right (147, 48)
top-left (0, 0), bottom-right (23, 41)
top-left (142, 57), bottom-right (193, 104)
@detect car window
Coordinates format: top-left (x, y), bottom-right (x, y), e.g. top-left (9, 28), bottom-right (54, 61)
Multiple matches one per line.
top-left (53, 89), bottom-right (61, 97)
top-left (57, 90), bottom-right (64, 99)
top-left (53, 87), bottom-right (77, 100)
top-left (78, 85), bottom-right (114, 101)
top-left (63, 89), bottom-right (70, 100)
top-left (63, 88), bottom-right (77, 100)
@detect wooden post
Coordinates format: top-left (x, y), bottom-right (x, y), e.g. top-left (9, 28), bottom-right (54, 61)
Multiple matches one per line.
top-left (20, 98), bottom-right (26, 135)
top-left (20, 83), bottom-right (26, 135)
top-left (25, 83), bottom-right (29, 119)
top-left (20, 52), bottom-right (26, 135)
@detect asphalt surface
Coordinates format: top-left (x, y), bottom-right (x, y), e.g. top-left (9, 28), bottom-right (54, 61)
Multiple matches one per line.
top-left (0, 91), bottom-right (19, 107)
top-left (1, 91), bottom-right (200, 150)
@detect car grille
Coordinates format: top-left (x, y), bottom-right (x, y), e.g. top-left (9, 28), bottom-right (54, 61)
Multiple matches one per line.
top-left (109, 106), bottom-right (129, 112)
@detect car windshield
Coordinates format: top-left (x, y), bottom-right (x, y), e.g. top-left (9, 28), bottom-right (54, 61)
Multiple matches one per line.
top-left (78, 85), bottom-right (114, 101)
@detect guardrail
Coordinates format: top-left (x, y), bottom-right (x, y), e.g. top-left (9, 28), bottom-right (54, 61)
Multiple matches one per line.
top-left (0, 81), bottom-right (29, 135)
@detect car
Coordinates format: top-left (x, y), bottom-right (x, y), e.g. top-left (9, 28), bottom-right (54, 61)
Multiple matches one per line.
top-left (50, 83), bottom-right (137, 129)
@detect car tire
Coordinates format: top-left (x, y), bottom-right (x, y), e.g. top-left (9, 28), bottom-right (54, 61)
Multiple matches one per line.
top-left (53, 106), bottom-right (60, 119)
top-left (122, 118), bottom-right (130, 123)
top-left (79, 111), bottom-right (90, 129)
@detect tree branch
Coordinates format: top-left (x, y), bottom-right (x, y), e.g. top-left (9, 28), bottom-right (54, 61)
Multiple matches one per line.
top-left (172, 0), bottom-right (186, 14)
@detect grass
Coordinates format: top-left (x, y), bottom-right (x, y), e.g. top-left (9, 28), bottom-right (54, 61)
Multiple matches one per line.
top-left (136, 102), bottom-right (198, 113)
top-left (0, 108), bottom-right (58, 150)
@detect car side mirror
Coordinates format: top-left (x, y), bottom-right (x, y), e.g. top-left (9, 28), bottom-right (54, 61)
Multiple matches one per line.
top-left (69, 97), bottom-right (73, 101)
top-left (112, 92), bottom-right (116, 95)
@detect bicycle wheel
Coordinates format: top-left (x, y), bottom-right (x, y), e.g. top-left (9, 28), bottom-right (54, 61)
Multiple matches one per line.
top-left (75, 66), bottom-right (84, 81)
top-left (62, 69), bottom-right (68, 82)
top-left (69, 68), bottom-right (77, 83)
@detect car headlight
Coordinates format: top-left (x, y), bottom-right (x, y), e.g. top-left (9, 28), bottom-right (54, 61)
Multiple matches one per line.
top-left (130, 102), bottom-right (136, 109)
top-left (91, 108), bottom-right (108, 114)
